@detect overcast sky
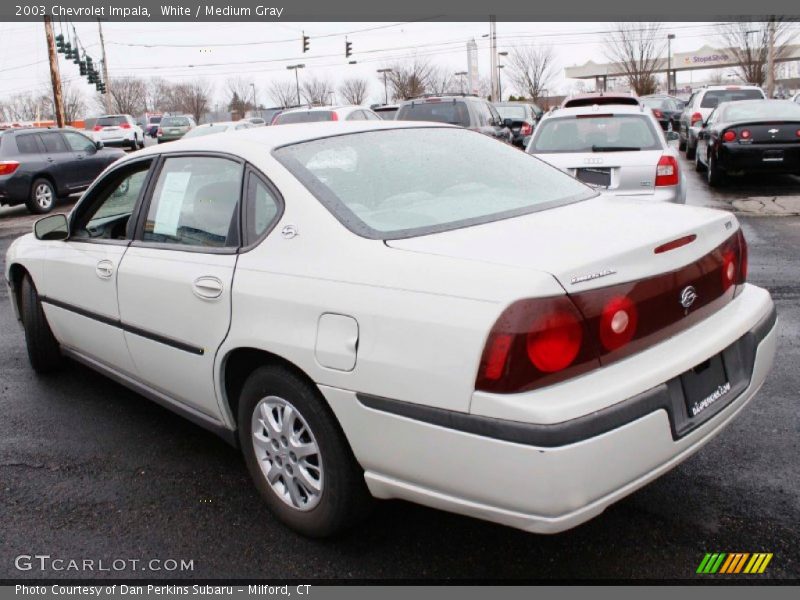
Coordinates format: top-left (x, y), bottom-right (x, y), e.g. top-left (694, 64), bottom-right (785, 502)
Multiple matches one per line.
top-left (0, 20), bottom-right (726, 110)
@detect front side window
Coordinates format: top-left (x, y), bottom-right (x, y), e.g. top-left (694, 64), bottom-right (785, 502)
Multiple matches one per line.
top-left (274, 127), bottom-right (594, 239)
top-left (530, 114), bottom-right (662, 153)
top-left (63, 131), bottom-right (96, 153)
top-left (72, 162), bottom-right (152, 241)
top-left (142, 156), bottom-right (243, 248)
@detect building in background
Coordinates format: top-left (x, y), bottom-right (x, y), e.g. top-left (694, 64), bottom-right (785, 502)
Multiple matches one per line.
top-left (467, 38), bottom-right (479, 95)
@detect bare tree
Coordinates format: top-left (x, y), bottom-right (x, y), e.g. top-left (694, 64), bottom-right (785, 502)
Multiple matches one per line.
top-left (143, 78), bottom-right (171, 113)
top-left (427, 66), bottom-right (456, 95)
top-left (1, 92), bottom-right (46, 121)
top-left (717, 20), bottom-right (796, 88)
top-left (338, 77), bottom-right (369, 105)
top-left (103, 77), bottom-right (147, 115)
top-left (268, 79), bottom-right (298, 107)
top-left (385, 58), bottom-right (435, 100)
top-left (179, 81), bottom-right (212, 123)
top-left (301, 76), bottom-right (333, 105)
top-left (507, 45), bottom-right (558, 103)
top-left (604, 22), bottom-right (665, 96)
top-left (43, 81), bottom-right (85, 123)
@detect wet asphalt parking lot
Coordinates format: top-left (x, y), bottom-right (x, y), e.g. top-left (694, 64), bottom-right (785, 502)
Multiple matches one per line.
top-left (1, 150), bottom-right (798, 581)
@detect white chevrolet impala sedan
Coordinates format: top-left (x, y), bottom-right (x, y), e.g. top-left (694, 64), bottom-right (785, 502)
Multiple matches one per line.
top-left (4, 122), bottom-right (777, 537)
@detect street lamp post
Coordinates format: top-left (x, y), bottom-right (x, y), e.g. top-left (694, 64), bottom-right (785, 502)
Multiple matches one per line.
top-left (497, 51), bottom-right (508, 101)
top-left (250, 82), bottom-right (257, 117)
top-left (455, 71), bottom-right (467, 94)
top-left (666, 37), bottom-right (671, 93)
top-left (377, 68), bottom-right (392, 104)
top-left (287, 64), bottom-right (305, 106)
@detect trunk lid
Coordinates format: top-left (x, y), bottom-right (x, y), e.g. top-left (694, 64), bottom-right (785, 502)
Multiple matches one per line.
top-left (537, 151), bottom-right (663, 196)
top-left (387, 195), bottom-right (736, 292)
top-left (725, 121), bottom-right (800, 144)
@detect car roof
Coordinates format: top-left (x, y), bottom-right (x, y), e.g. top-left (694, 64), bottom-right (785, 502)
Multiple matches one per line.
top-left (281, 105), bottom-right (361, 114)
top-left (542, 104), bottom-right (648, 119)
top-left (130, 121), bottom-right (451, 157)
top-left (562, 93), bottom-right (640, 108)
top-left (398, 95), bottom-right (481, 105)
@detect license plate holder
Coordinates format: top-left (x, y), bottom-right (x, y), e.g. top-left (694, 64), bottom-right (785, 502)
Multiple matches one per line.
top-left (762, 149), bottom-right (784, 162)
top-left (681, 353), bottom-right (731, 419)
top-left (575, 167), bottom-right (611, 187)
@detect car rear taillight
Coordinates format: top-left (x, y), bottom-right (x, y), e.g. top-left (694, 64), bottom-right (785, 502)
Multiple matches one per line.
top-left (120, 122), bottom-right (131, 129)
top-left (691, 112), bottom-right (703, 125)
top-left (740, 129), bottom-right (751, 140)
top-left (93, 125), bottom-right (103, 131)
top-left (796, 129), bottom-right (800, 138)
top-left (655, 155), bottom-right (679, 186)
top-left (476, 230), bottom-right (746, 394)
top-left (476, 296), bottom-right (599, 393)
top-left (0, 161), bottom-right (20, 175)
top-left (330, 112), bottom-right (339, 121)
top-left (156, 128), bottom-right (163, 137)
top-left (520, 122), bottom-right (533, 136)
top-left (722, 130), bottom-right (737, 142)
top-left (652, 109), bottom-right (663, 118)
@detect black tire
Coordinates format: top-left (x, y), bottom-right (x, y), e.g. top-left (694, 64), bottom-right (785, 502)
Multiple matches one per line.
top-left (238, 365), bottom-right (372, 538)
top-left (26, 178), bottom-right (56, 214)
top-left (128, 137), bottom-right (137, 150)
top-left (20, 275), bottom-right (63, 373)
top-left (685, 136), bottom-right (697, 160)
top-left (707, 153), bottom-right (725, 187)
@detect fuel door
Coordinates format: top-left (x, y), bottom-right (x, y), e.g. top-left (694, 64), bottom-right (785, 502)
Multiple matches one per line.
top-left (315, 313), bottom-right (359, 372)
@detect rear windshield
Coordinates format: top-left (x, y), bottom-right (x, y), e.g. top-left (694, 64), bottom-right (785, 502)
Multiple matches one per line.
top-left (701, 89), bottom-right (764, 108)
top-left (642, 97), bottom-right (678, 111)
top-left (273, 127), bottom-right (594, 239)
top-left (721, 101), bottom-right (800, 122)
top-left (184, 125), bottom-right (230, 138)
top-left (530, 114), bottom-right (662, 153)
top-left (374, 107), bottom-right (399, 120)
top-left (274, 111), bottom-right (335, 124)
top-left (495, 105), bottom-right (527, 119)
top-left (97, 116), bottom-right (127, 126)
top-left (148, 116), bottom-right (162, 124)
top-left (161, 116), bottom-right (190, 126)
top-left (396, 101), bottom-right (470, 127)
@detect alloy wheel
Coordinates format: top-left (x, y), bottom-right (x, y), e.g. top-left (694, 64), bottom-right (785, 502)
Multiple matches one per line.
top-left (34, 183), bottom-right (54, 209)
top-left (251, 395), bottom-right (324, 511)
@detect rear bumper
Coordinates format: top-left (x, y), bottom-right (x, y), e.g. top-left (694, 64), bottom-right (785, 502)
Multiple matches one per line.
top-left (0, 174), bottom-right (29, 205)
top-left (321, 284), bottom-right (776, 533)
top-left (719, 143), bottom-right (800, 173)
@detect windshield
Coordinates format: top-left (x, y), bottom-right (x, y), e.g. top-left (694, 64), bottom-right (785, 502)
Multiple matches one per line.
top-left (495, 105), bottom-right (527, 119)
top-left (396, 101), bottom-right (470, 127)
top-left (721, 101), bottom-right (800, 121)
top-left (701, 89), bottom-right (764, 108)
top-left (530, 114), bottom-right (662, 153)
top-left (273, 128), bottom-right (594, 239)
top-left (184, 125), bottom-right (230, 138)
top-left (161, 117), bottom-right (190, 127)
top-left (275, 111), bottom-right (335, 124)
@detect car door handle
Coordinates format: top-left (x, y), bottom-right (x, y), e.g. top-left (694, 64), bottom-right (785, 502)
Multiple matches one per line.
top-left (95, 260), bottom-right (114, 279)
top-left (76, 154), bottom-right (85, 160)
top-left (192, 276), bottom-right (224, 299)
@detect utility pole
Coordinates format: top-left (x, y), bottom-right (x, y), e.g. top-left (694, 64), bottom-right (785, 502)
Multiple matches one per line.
top-left (43, 16), bottom-right (65, 127)
top-left (489, 16), bottom-right (498, 101)
top-left (377, 68), bottom-right (392, 104)
top-left (667, 34), bottom-right (675, 95)
top-left (98, 19), bottom-right (112, 113)
top-left (766, 18), bottom-right (776, 98)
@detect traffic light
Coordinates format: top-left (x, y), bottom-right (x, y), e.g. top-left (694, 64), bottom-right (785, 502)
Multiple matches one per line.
top-left (302, 33), bottom-right (309, 53)
top-left (55, 34), bottom-right (65, 53)
top-left (345, 39), bottom-right (352, 59)
top-left (72, 47), bottom-right (81, 64)
top-left (79, 60), bottom-right (87, 76)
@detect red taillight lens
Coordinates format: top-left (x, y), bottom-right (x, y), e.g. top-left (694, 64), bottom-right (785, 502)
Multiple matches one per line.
top-left (93, 125), bottom-right (103, 131)
top-left (520, 122), bottom-right (532, 136)
top-left (120, 122), bottom-right (131, 129)
top-left (740, 129), bottom-right (751, 140)
top-left (655, 155), bottom-right (679, 186)
top-left (156, 128), bottom-right (163, 136)
top-left (691, 112), bottom-right (703, 125)
top-left (0, 161), bottom-right (21, 175)
top-left (796, 129), bottom-right (800, 138)
top-left (476, 296), bottom-right (598, 393)
top-left (653, 109), bottom-right (663, 118)
top-left (722, 130), bottom-right (737, 142)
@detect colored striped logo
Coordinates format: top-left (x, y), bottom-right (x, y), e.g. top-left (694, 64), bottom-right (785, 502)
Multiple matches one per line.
top-left (697, 553), bottom-right (773, 574)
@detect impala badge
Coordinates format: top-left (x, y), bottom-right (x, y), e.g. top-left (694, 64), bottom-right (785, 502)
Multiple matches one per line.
top-left (768, 128), bottom-right (779, 135)
top-left (570, 268), bottom-right (617, 285)
top-left (680, 285), bottom-right (698, 309)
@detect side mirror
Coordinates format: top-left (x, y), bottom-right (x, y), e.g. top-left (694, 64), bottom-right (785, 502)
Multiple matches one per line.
top-left (95, 140), bottom-right (104, 149)
top-left (34, 214), bottom-right (69, 241)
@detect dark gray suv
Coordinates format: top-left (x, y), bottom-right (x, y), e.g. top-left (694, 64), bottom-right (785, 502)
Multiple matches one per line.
top-left (396, 94), bottom-right (512, 143)
top-left (0, 128), bottom-right (124, 214)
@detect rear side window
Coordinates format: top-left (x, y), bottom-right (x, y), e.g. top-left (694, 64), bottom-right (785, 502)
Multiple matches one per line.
top-left (530, 114), bottom-right (662, 153)
top-left (700, 89), bottom-right (764, 108)
top-left (15, 134), bottom-right (43, 154)
top-left (244, 174), bottom-right (282, 244)
top-left (275, 111), bottom-right (335, 124)
top-left (396, 101), bottom-right (470, 127)
top-left (40, 133), bottom-right (69, 153)
top-left (142, 156), bottom-right (243, 248)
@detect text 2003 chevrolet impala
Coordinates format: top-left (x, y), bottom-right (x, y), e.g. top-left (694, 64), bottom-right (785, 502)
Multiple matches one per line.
top-left (5, 122), bottom-right (776, 537)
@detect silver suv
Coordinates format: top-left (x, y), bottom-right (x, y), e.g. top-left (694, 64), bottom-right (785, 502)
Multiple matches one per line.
top-left (527, 103), bottom-right (685, 204)
top-left (679, 85), bottom-right (765, 159)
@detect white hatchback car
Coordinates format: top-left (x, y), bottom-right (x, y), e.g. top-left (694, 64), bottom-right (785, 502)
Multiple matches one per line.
top-left (528, 104), bottom-right (686, 204)
top-left (5, 122), bottom-right (776, 537)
